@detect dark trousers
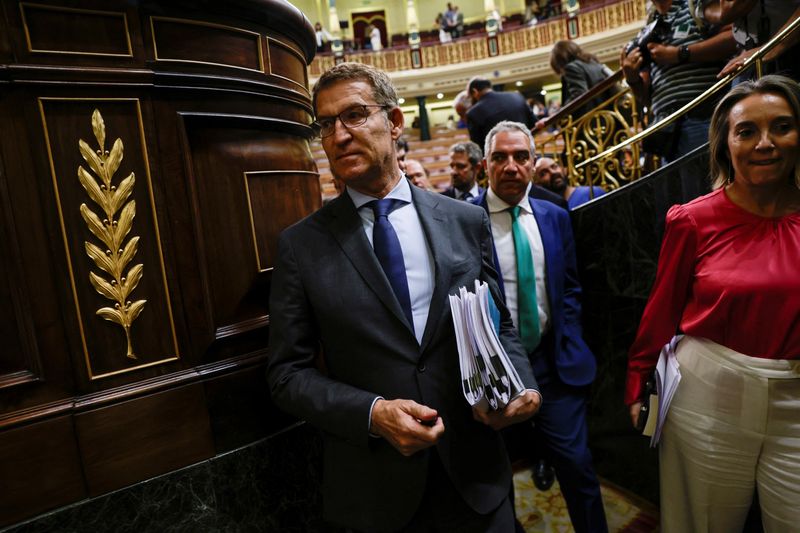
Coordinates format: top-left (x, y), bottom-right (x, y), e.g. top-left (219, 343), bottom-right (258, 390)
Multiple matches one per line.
top-left (397, 452), bottom-right (515, 533)
top-left (349, 451), bottom-right (515, 533)
top-left (524, 338), bottom-right (608, 533)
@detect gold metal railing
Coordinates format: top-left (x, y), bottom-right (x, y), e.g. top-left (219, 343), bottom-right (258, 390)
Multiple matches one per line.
top-left (576, 13), bottom-right (800, 176)
top-left (536, 70), bottom-right (644, 193)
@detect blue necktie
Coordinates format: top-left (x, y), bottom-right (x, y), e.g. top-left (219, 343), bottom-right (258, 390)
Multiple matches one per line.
top-left (367, 199), bottom-right (414, 328)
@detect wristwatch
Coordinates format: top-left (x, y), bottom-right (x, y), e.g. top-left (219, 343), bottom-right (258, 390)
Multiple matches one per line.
top-left (678, 44), bottom-right (691, 64)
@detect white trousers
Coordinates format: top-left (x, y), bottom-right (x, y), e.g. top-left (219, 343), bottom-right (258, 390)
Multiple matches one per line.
top-left (660, 336), bottom-right (800, 533)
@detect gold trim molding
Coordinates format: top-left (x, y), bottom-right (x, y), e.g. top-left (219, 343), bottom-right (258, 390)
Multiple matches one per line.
top-left (243, 170), bottom-right (319, 273)
top-left (20, 2), bottom-right (133, 58)
top-left (265, 37), bottom-right (310, 95)
top-left (150, 16), bottom-right (265, 74)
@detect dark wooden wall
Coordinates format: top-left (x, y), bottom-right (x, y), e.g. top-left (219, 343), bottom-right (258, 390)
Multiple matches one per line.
top-left (0, 0), bottom-right (318, 526)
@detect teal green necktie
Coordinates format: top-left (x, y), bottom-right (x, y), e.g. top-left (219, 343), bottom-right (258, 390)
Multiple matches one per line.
top-left (510, 206), bottom-right (541, 352)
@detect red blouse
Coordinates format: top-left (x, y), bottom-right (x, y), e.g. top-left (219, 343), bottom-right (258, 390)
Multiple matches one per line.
top-left (625, 188), bottom-right (800, 405)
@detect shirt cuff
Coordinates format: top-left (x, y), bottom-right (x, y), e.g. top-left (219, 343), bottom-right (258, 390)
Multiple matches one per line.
top-left (368, 396), bottom-right (384, 438)
top-left (525, 388), bottom-right (543, 404)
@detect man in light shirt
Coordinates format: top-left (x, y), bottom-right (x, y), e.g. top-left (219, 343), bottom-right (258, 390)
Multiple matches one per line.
top-left (473, 121), bottom-right (607, 533)
top-left (267, 64), bottom-right (540, 532)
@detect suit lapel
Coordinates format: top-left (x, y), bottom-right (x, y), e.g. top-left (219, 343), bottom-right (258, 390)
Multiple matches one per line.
top-left (529, 197), bottom-right (557, 307)
top-left (325, 194), bottom-right (414, 333)
top-left (412, 187), bottom-right (452, 353)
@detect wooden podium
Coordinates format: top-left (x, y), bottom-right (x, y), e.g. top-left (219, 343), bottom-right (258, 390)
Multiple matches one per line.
top-left (0, 0), bottom-right (318, 526)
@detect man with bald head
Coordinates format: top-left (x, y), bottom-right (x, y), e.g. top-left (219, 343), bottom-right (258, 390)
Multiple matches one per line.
top-left (534, 157), bottom-right (605, 209)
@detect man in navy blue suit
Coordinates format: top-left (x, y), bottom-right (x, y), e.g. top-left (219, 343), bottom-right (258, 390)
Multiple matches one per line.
top-left (474, 120), bottom-right (608, 533)
top-left (466, 77), bottom-right (536, 150)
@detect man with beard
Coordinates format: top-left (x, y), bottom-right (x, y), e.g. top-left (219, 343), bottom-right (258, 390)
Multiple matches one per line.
top-left (443, 141), bottom-right (484, 200)
top-left (534, 157), bottom-right (605, 209)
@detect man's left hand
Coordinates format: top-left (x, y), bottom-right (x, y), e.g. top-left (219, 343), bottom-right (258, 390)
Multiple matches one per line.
top-left (472, 389), bottom-right (542, 431)
top-left (648, 43), bottom-right (679, 66)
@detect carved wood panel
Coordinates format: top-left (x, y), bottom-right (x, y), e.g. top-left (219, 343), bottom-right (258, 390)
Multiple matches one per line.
top-left (0, 0), bottom-right (318, 526)
top-left (150, 16), bottom-right (263, 73)
top-left (74, 382), bottom-right (214, 496)
top-left (179, 115), bottom-right (319, 344)
top-left (39, 98), bottom-right (180, 380)
top-left (0, 159), bottom-right (43, 389)
top-left (0, 416), bottom-right (86, 526)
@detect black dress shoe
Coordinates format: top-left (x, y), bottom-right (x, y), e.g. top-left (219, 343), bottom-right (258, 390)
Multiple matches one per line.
top-left (532, 458), bottom-right (555, 491)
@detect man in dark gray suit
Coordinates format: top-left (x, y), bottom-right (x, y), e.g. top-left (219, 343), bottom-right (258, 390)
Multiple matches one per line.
top-left (466, 76), bottom-right (536, 150)
top-left (267, 62), bottom-right (541, 532)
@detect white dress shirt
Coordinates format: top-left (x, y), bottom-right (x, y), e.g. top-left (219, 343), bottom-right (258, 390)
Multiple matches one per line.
top-left (456, 182), bottom-right (480, 201)
top-left (486, 183), bottom-right (550, 337)
top-left (347, 177), bottom-right (435, 345)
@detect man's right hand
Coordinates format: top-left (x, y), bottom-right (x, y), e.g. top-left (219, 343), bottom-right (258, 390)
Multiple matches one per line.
top-left (620, 46), bottom-right (644, 85)
top-left (370, 398), bottom-right (445, 456)
top-left (629, 401), bottom-right (643, 429)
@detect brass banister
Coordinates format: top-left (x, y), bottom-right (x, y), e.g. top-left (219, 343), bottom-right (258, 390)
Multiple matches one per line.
top-left (576, 13), bottom-right (800, 172)
top-left (535, 69), bottom-right (624, 133)
top-left (534, 68), bottom-right (642, 193)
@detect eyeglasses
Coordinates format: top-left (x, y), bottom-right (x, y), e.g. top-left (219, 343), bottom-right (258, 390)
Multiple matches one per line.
top-left (313, 104), bottom-right (388, 138)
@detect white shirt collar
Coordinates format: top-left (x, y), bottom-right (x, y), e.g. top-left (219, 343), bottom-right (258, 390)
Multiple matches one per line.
top-left (458, 182), bottom-right (480, 200)
top-left (486, 182), bottom-right (532, 214)
top-left (346, 176), bottom-right (411, 210)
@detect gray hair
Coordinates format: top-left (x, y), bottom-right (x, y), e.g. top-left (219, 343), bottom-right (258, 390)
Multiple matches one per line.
top-left (449, 141), bottom-right (483, 166)
top-left (312, 62), bottom-right (398, 114)
top-left (483, 121), bottom-right (537, 161)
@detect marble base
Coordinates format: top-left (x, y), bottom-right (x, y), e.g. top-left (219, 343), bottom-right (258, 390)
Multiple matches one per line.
top-left (4, 423), bottom-right (331, 533)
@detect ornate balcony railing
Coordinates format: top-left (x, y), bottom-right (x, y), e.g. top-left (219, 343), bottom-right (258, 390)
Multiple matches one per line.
top-left (309, 0), bottom-right (647, 77)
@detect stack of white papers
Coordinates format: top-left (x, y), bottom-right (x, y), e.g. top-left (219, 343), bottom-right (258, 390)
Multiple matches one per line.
top-left (449, 280), bottom-right (526, 412)
top-left (649, 335), bottom-right (683, 447)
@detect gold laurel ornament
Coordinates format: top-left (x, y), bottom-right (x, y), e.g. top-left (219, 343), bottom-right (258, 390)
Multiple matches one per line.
top-left (77, 109), bottom-right (146, 360)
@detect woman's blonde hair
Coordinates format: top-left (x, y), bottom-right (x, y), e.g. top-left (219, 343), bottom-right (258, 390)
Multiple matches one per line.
top-left (709, 75), bottom-right (800, 189)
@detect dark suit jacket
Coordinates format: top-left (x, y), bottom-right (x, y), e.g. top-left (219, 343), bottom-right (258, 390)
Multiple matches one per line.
top-left (474, 190), bottom-right (596, 387)
top-left (442, 185), bottom-right (484, 200)
top-left (267, 185), bottom-right (537, 532)
top-left (529, 183), bottom-right (568, 209)
top-left (561, 59), bottom-right (615, 114)
top-left (466, 90), bottom-right (536, 149)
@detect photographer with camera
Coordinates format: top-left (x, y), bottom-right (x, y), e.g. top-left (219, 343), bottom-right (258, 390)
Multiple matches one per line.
top-left (621, 0), bottom-right (737, 162)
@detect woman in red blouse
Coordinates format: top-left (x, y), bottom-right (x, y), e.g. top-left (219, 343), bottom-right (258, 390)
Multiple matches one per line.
top-left (627, 75), bottom-right (800, 532)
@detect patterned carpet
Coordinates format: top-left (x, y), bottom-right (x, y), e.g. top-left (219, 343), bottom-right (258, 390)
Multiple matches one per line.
top-left (514, 469), bottom-right (659, 532)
